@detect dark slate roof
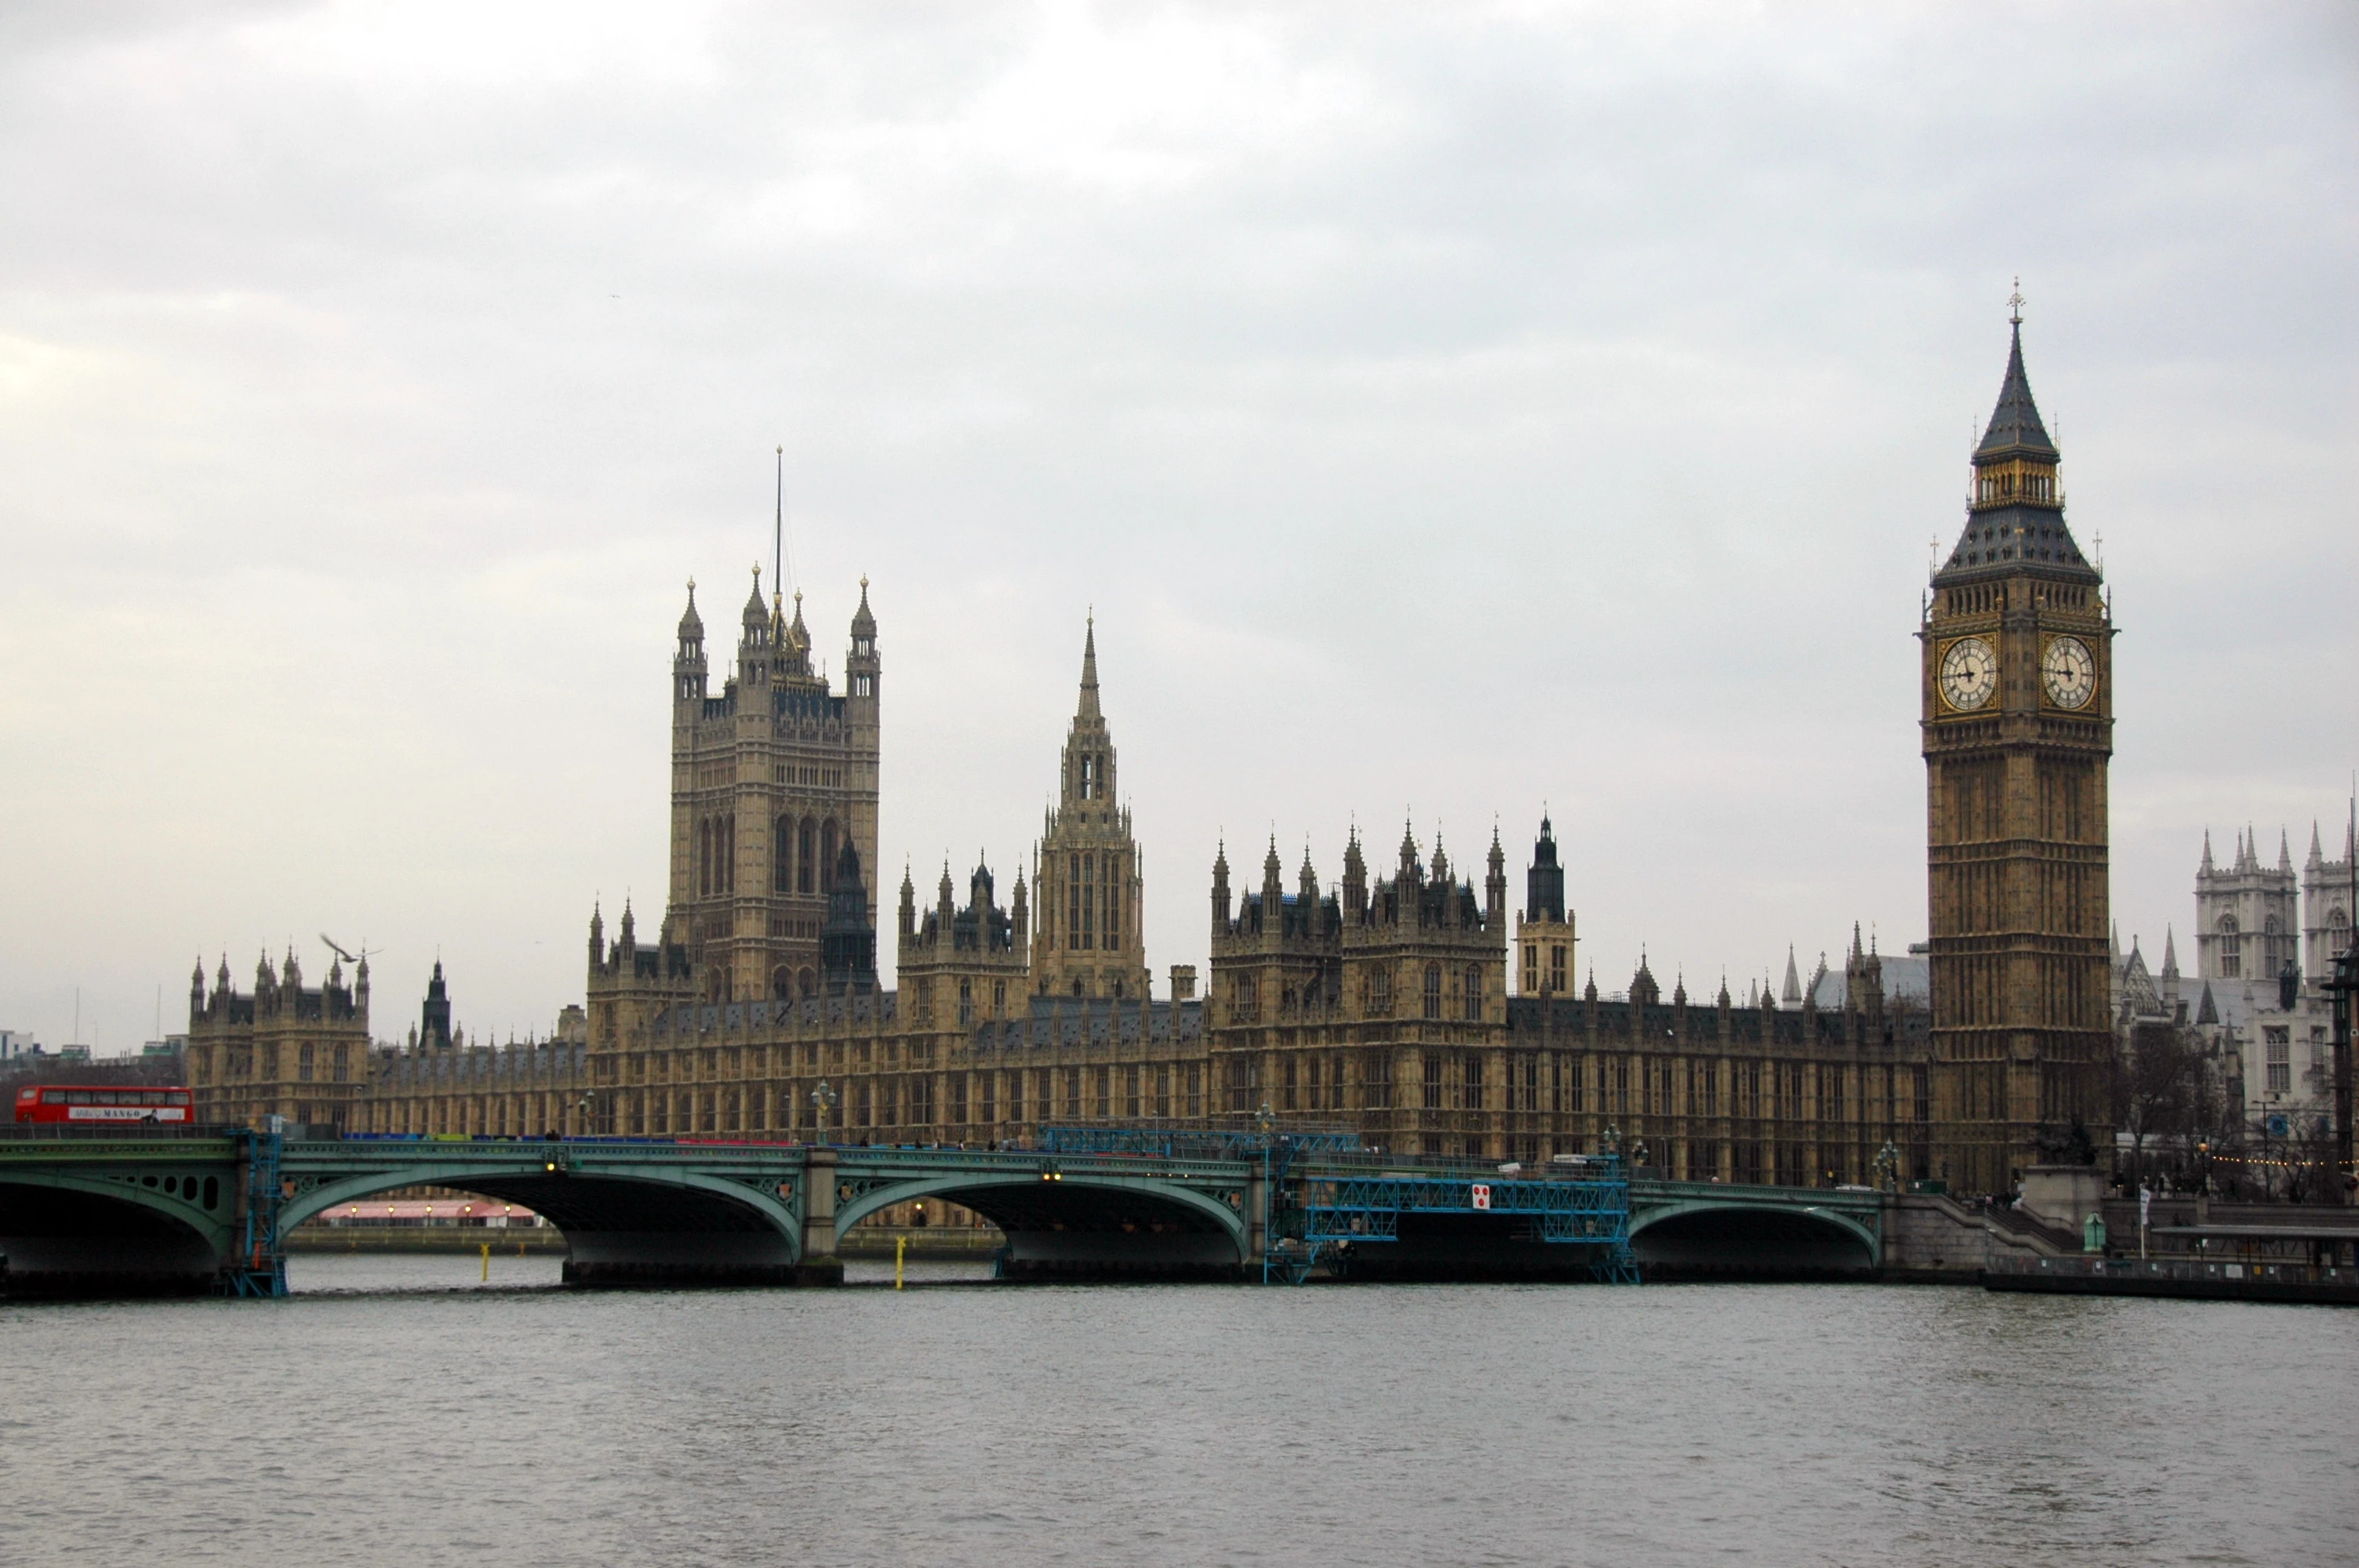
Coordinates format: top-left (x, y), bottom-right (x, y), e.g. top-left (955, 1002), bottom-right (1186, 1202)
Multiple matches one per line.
top-left (1976, 322), bottom-right (2057, 460)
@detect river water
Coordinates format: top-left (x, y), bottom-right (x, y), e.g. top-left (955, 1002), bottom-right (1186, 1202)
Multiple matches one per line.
top-left (2, 1256), bottom-right (2351, 1566)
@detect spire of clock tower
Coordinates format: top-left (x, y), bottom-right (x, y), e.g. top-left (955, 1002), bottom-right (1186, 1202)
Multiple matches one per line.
top-left (1935, 295), bottom-right (2099, 586)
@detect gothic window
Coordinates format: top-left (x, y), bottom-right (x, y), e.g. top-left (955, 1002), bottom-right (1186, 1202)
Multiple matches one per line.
top-left (820, 819), bottom-right (838, 892)
top-left (1524, 946), bottom-right (1537, 988)
top-left (1155, 1065), bottom-right (1172, 1119)
top-left (772, 967), bottom-right (792, 1000)
top-left (1612, 1058), bottom-right (1628, 1116)
top-left (980, 1073), bottom-right (995, 1127)
top-left (2264, 1027), bottom-right (2291, 1094)
top-left (2332, 907), bottom-right (2351, 956)
top-left (992, 980), bottom-right (1006, 1014)
top-left (696, 819), bottom-right (712, 897)
top-left (958, 979), bottom-right (972, 1029)
top-left (2219, 915), bottom-right (2241, 978)
top-left (1125, 1065), bottom-right (1140, 1120)
top-left (1463, 965), bottom-right (1483, 1022)
top-left (1423, 964), bottom-right (1442, 1020)
top-left (1235, 973), bottom-right (1258, 1019)
top-left (1368, 967), bottom-right (1392, 1017)
top-left (1080, 753), bottom-right (1098, 800)
top-left (1009, 1070), bottom-right (1026, 1126)
top-left (1461, 1053), bottom-right (1483, 1111)
top-left (1093, 1066), bottom-right (1111, 1119)
top-left (1423, 1054), bottom-right (1444, 1110)
top-left (1107, 864), bottom-right (1121, 949)
top-left (774, 816), bottom-right (793, 893)
top-left (1283, 1054), bottom-right (1298, 1111)
top-left (798, 967), bottom-right (816, 999)
top-left (1550, 946), bottom-right (1566, 993)
top-left (798, 819), bottom-right (816, 893)
top-left (298, 1044), bottom-right (314, 1083)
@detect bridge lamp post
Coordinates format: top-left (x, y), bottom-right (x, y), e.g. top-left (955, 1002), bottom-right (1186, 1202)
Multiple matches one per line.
top-left (812, 1080), bottom-right (838, 1145)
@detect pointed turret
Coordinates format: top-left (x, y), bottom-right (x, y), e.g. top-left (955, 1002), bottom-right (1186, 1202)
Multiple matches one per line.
top-left (1211, 840), bottom-right (1231, 933)
top-left (2201, 829), bottom-right (2215, 875)
top-left (2309, 822), bottom-right (2325, 869)
top-left (1341, 826), bottom-right (1368, 924)
top-left (1077, 616), bottom-right (1101, 720)
top-left (898, 864), bottom-right (917, 943)
top-left (1526, 813), bottom-right (1565, 923)
top-left (1485, 826), bottom-right (1507, 931)
top-left (820, 840), bottom-right (877, 995)
top-left (2277, 829), bottom-right (2293, 873)
top-left (1781, 946), bottom-right (1803, 1008)
top-left (2161, 926), bottom-right (2179, 980)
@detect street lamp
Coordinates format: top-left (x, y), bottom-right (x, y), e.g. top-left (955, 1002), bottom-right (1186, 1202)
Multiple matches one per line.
top-left (812, 1080), bottom-right (838, 1143)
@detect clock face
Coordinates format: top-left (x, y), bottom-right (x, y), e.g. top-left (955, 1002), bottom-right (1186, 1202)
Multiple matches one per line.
top-left (1938, 637), bottom-right (1997, 712)
top-left (2042, 635), bottom-right (2095, 710)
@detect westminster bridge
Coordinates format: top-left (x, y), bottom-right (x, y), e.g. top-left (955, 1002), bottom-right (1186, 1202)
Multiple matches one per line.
top-left (0, 1126), bottom-right (1898, 1298)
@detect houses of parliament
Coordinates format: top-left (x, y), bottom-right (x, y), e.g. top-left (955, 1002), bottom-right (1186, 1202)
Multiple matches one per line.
top-left (187, 317), bottom-right (2114, 1196)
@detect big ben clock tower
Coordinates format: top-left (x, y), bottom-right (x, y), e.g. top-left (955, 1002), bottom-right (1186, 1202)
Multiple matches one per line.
top-left (1922, 296), bottom-right (2114, 1195)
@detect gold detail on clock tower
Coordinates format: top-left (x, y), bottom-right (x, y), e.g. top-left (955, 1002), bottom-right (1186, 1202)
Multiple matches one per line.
top-left (1921, 308), bottom-right (2114, 1193)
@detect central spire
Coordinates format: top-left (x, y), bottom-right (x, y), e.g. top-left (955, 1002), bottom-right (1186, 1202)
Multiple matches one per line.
top-left (1078, 613), bottom-right (1100, 720)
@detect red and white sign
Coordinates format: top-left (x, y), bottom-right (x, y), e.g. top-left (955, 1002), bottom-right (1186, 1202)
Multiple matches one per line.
top-left (1470, 1183), bottom-right (1492, 1210)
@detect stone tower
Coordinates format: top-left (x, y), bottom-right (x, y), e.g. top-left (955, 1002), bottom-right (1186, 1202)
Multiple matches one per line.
top-left (1921, 304), bottom-right (2115, 1193)
top-left (2194, 828), bottom-right (2300, 985)
top-left (1515, 814), bottom-right (1576, 998)
top-left (1032, 619), bottom-right (1150, 1000)
top-left (666, 570), bottom-right (881, 1002)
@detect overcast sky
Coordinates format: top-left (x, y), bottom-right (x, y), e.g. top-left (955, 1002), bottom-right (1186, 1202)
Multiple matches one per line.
top-left (2, 2), bottom-right (2352, 1053)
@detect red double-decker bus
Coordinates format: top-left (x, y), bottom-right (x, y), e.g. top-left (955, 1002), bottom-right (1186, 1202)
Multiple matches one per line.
top-left (13, 1085), bottom-right (194, 1124)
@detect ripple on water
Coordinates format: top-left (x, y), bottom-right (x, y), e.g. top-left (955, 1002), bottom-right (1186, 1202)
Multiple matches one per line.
top-left (0, 1261), bottom-right (2352, 1567)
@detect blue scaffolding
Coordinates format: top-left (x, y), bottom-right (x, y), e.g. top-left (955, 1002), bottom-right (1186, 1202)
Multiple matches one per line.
top-left (220, 1129), bottom-right (289, 1298)
top-left (1286, 1157), bottom-right (1640, 1283)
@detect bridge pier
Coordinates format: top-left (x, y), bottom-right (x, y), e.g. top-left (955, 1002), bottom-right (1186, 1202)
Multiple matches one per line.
top-left (794, 1147), bottom-right (844, 1287)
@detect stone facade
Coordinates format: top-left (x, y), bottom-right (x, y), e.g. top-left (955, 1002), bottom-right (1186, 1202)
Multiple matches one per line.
top-left (186, 949), bottom-right (373, 1130)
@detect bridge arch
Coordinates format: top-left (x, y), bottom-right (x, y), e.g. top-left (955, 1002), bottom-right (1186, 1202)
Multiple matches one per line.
top-left (0, 1172), bottom-right (226, 1296)
top-left (282, 1160), bottom-right (805, 1285)
top-left (1630, 1199), bottom-right (1880, 1277)
top-left (835, 1171), bottom-right (1249, 1279)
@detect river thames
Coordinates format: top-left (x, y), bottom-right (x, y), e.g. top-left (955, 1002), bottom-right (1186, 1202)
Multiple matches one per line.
top-left (2, 1257), bottom-right (2351, 1566)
